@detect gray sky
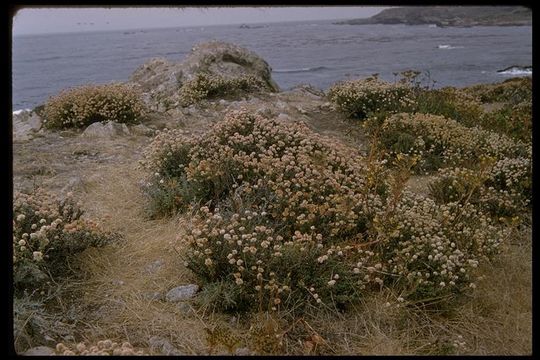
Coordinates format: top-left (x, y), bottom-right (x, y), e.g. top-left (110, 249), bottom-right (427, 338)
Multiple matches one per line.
top-left (12, 6), bottom-right (388, 36)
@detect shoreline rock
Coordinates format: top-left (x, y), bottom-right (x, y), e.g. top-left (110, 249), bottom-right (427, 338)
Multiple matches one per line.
top-left (13, 110), bottom-right (42, 141)
top-left (130, 41), bottom-right (279, 111)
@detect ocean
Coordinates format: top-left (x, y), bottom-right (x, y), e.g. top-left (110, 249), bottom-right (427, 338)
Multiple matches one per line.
top-left (12, 19), bottom-right (532, 111)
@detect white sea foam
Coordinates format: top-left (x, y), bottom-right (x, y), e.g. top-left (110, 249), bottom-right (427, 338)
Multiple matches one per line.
top-left (13, 109), bottom-right (31, 115)
top-left (437, 44), bottom-right (464, 49)
top-left (273, 66), bottom-right (329, 73)
top-left (497, 67), bottom-right (532, 76)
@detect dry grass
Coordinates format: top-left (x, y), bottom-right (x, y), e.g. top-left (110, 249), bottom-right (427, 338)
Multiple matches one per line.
top-left (64, 163), bottom-right (213, 354)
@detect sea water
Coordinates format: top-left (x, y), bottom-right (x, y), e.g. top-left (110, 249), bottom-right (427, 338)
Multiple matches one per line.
top-left (12, 19), bottom-right (532, 111)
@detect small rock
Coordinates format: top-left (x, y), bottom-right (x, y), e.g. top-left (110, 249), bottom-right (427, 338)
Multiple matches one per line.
top-left (319, 102), bottom-right (333, 111)
top-left (165, 284), bottom-right (199, 302)
top-left (60, 176), bottom-right (85, 194)
top-left (21, 346), bottom-right (56, 356)
top-left (62, 335), bottom-right (75, 342)
top-left (81, 121), bottom-right (131, 138)
top-left (219, 99), bottom-right (228, 105)
top-left (297, 107), bottom-right (308, 115)
top-left (148, 336), bottom-right (183, 355)
top-left (177, 302), bottom-right (193, 313)
top-left (235, 347), bottom-right (252, 356)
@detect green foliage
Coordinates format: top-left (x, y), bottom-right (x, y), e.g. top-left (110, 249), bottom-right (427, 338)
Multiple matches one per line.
top-left (413, 87), bottom-right (484, 127)
top-left (479, 102), bottom-right (531, 142)
top-left (42, 83), bottom-right (147, 129)
top-left (464, 76), bottom-right (532, 105)
top-left (372, 191), bottom-right (506, 301)
top-left (429, 158), bottom-right (531, 220)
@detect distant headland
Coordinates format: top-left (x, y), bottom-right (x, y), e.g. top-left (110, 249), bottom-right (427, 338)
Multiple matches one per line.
top-left (335, 6), bottom-right (532, 27)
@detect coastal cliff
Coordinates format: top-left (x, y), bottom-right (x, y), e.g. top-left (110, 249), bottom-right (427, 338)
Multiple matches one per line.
top-left (336, 6), bottom-right (532, 27)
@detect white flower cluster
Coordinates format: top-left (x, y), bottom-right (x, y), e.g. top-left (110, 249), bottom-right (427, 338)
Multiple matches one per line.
top-left (55, 339), bottom-right (145, 356)
top-left (373, 191), bottom-right (507, 297)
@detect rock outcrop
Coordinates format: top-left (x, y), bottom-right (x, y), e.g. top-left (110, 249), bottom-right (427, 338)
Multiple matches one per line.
top-left (13, 110), bottom-right (42, 141)
top-left (130, 41), bottom-right (279, 110)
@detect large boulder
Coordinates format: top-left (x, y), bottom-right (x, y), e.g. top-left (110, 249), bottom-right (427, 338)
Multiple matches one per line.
top-left (130, 41), bottom-right (279, 110)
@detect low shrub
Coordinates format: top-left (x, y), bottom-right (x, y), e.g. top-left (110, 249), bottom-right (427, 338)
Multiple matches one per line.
top-left (185, 206), bottom-right (369, 313)
top-left (141, 110), bottom-right (387, 239)
top-left (379, 113), bottom-right (529, 173)
top-left (327, 76), bottom-right (416, 119)
top-left (179, 73), bottom-right (267, 106)
top-left (429, 154), bottom-right (531, 220)
top-left (413, 87), bottom-right (484, 127)
top-left (479, 101), bottom-right (532, 142)
top-left (141, 110), bottom-right (394, 312)
top-left (13, 189), bottom-right (115, 293)
top-left (464, 76), bottom-right (532, 105)
top-left (42, 83), bottom-right (147, 129)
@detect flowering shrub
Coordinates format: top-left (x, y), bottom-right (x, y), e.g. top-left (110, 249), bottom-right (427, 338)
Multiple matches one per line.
top-left (140, 108), bottom-right (512, 311)
top-left (140, 110), bottom-right (396, 311)
top-left (141, 110), bottom-right (387, 238)
top-left (179, 73), bottom-right (267, 106)
top-left (379, 113), bottom-right (529, 173)
top-left (327, 76), bottom-right (416, 119)
top-left (372, 191), bottom-right (507, 301)
top-left (185, 206), bottom-right (369, 313)
top-left (13, 189), bottom-right (114, 292)
top-left (42, 83), bottom-right (147, 129)
top-left (54, 340), bottom-right (145, 355)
